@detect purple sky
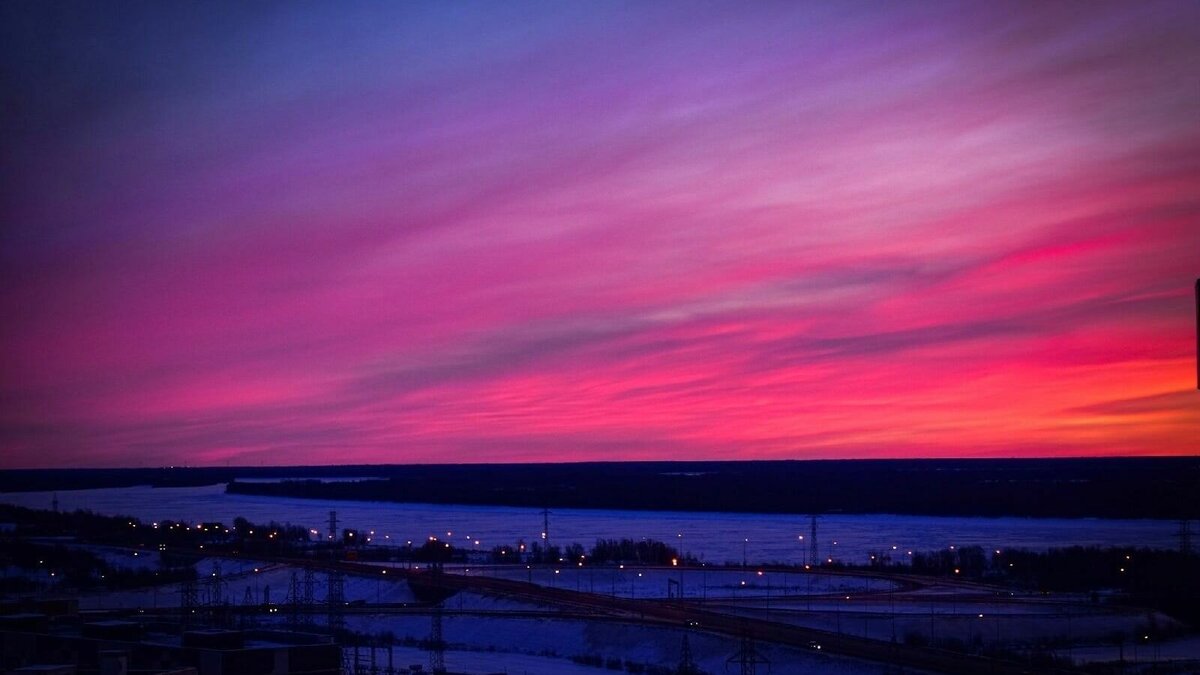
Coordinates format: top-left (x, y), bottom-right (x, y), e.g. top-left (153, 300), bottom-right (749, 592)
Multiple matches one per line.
top-left (1, 2), bottom-right (1198, 468)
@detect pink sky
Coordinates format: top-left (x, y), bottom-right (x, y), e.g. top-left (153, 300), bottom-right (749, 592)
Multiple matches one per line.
top-left (1, 2), bottom-right (1198, 467)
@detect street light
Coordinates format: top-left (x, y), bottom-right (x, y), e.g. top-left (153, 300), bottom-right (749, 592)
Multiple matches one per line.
top-left (676, 532), bottom-right (685, 598)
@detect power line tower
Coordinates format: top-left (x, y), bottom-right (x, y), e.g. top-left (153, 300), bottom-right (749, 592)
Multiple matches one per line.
top-left (302, 564), bottom-right (316, 624)
top-left (325, 509), bottom-right (344, 632)
top-left (428, 605), bottom-right (447, 674)
top-left (326, 570), bottom-right (345, 632)
top-left (207, 561), bottom-right (225, 606)
top-left (288, 570), bottom-right (301, 627)
top-left (240, 585), bottom-right (255, 629)
top-left (541, 507), bottom-right (551, 559)
top-left (726, 632), bottom-right (770, 675)
top-left (676, 634), bottom-right (699, 675)
top-left (180, 578), bottom-right (200, 626)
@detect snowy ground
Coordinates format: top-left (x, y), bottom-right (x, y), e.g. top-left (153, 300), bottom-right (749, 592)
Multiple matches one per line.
top-left (716, 601), bottom-right (1173, 646)
top-left (1069, 634), bottom-right (1200, 665)
top-left (67, 560), bottom-right (1200, 671)
top-left (409, 563), bottom-right (901, 600)
top-left (334, 609), bottom-right (920, 675)
top-left (76, 544), bottom-right (162, 571)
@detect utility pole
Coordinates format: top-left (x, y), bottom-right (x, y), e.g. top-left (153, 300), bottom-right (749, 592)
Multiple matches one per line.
top-left (326, 569), bottom-right (345, 631)
top-left (428, 605), bottom-right (447, 673)
top-left (809, 515), bottom-right (819, 567)
top-left (326, 510), bottom-right (344, 631)
top-left (678, 634), bottom-right (699, 675)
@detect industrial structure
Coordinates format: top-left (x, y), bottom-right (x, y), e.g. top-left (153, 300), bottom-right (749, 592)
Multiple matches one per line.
top-left (726, 632), bottom-right (770, 675)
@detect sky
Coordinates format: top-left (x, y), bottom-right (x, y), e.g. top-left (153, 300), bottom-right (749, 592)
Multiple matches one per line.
top-left (1, 2), bottom-right (1198, 468)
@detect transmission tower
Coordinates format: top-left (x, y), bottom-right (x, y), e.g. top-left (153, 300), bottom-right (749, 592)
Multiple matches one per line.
top-left (327, 570), bottom-right (345, 632)
top-left (300, 564), bottom-right (314, 624)
top-left (328, 510), bottom-right (339, 542)
top-left (207, 561), bottom-right (225, 606)
top-left (677, 634), bottom-right (699, 675)
top-left (288, 570), bottom-right (300, 627)
top-left (726, 633), bottom-right (770, 675)
top-left (180, 578), bottom-right (200, 625)
top-left (541, 507), bottom-right (551, 558)
top-left (428, 605), bottom-right (447, 674)
top-left (239, 585), bottom-right (255, 629)
top-left (304, 568), bottom-right (316, 601)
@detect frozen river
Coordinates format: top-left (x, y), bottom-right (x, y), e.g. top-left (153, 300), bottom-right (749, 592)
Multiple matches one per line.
top-left (0, 483), bottom-right (1179, 565)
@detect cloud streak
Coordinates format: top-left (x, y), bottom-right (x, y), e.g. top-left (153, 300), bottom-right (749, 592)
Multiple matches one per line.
top-left (1, 1), bottom-right (1198, 467)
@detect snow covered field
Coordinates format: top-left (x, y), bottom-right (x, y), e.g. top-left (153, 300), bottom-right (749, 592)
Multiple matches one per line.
top-left (66, 560), bottom-right (1200, 672)
top-left (334, 604), bottom-right (916, 675)
top-left (425, 564), bottom-right (900, 600)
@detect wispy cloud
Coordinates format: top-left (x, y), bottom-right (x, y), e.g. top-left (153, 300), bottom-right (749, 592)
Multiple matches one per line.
top-left (1, 1), bottom-right (1198, 466)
